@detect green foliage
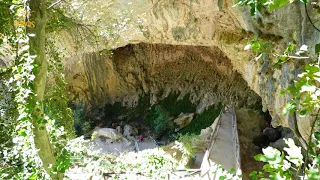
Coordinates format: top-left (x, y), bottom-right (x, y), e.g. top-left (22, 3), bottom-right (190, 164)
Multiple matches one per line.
top-left (242, 25), bottom-right (320, 180)
top-left (45, 40), bottom-right (75, 137)
top-left (46, 9), bottom-right (77, 33)
top-left (0, 0), bottom-right (83, 178)
top-left (235, 0), bottom-right (295, 16)
top-left (176, 133), bottom-right (198, 156)
top-left (158, 93), bottom-right (197, 117)
top-left (315, 43), bottom-right (320, 54)
top-left (64, 138), bottom-right (190, 179)
top-left (103, 95), bottom-right (150, 120)
top-left (176, 133), bottom-right (206, 157)
top-left (130, 94), bottom-right (151, 118)
top-left (181, 103), bottom-right (222, 135)
top-left (73, 104), bottom-right (93, 136)
top-left (0, 0), bottom-right (50, 178)
top-left (282, 62), bottom-right (320, 116)
top-left (211, 165), bottom-right (242, 180)
top-left (250, 139), bottom-right (304, 179)
top-left (244, 35), bottom-right (272, 61)
top-left (244, 38), bottom-right (320, 179)
top-left (273, 43), bottom-right (296, 68)
top-left (144, 105), bottom-right (174, 137)
top-left (280, 60), bottom-right (320, 178)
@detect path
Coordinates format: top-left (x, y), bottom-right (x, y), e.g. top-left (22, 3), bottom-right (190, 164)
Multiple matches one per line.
top-left (209, 111), bottom-right (236, 170)
top-left (136, 137), bottom-right (158, 151)
top-left (199, 106), bottom-right (241, 179)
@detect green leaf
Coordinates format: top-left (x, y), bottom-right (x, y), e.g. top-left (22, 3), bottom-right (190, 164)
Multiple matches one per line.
top-left (285, 43), bottom-right (294, 53)
top-left (268, 0), bottom-right (291, 11)
top-left (282, 103), bottom-right (296, 115)
top-left (300, 44), bottom-right (308, 52)
top-left (299, 109), bottom-right (307, 117)
top-left (315, 155), bottom-right (320, 165)
top-left (283, 138), bottom-right (303, 167)
top-left (28, 173), bottom-right (37, 180)
top-left (19, 130), bottom-right (27, 137)
top-left (251, 43), bottom-right (261, 52)
top-left (269, 172), bottom-right (286, 180)
top-left (21, 45), bottom-right (30, 51)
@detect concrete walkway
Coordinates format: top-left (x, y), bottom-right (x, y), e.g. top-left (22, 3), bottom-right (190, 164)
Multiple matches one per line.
top-left (199, 107), bottom-right (241, 180)
top-left (208, 111), bottom-right (236, 171)
top-left (137, 137), bottom-right (158, 151)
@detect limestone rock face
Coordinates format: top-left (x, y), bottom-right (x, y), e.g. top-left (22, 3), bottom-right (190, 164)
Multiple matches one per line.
top-left (92, 128), bottom-right (124, 141)
top-left (235, 109), bottom-right (266, 179)
top-left (269, 127), bottom-right (295, 151)
top-left (65, 44), bottom-right (261, 109)
top-left (59, 0), bottom-right (320, 144)
top-left (123, 124), bottom-right (138, 140)
top-left (173, 113), bottom-right (194, 129)
top-left (262, 127), bottom-right (282, 142)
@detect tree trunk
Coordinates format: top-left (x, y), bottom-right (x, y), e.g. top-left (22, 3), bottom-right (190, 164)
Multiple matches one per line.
top-left (28, 0), bottom-right (56, 174)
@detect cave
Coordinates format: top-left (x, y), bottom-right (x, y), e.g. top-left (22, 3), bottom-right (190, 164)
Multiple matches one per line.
top-left (66, 43), bottom-right (262, 109)
top-left (66, 43), bottom-right (270, 178)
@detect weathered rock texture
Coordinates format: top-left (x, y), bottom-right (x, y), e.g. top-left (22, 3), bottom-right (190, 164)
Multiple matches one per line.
top-left (59, 0), bottom-right (320, 145)
top-left (235, 109), bottom-right (267, 179)
top-left (65, 44), bottom-right (261, 109)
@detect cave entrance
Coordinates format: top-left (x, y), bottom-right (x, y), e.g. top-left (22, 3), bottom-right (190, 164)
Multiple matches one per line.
top-left (68, 43), bottom-right (267, 178)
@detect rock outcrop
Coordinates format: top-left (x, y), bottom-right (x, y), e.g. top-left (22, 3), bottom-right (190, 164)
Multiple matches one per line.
top-left (92, 128), bottom-right (124, 142)
top-left (173, 113), bottom-right (194, 130)
top-left (123, 124), bottom-right (138, 141)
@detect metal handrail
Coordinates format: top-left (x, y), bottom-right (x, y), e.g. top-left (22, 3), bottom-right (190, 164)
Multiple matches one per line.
top-left (230, 105), bottom-right (241, 174)
top-left (206, 107), bottom-right (224, 157)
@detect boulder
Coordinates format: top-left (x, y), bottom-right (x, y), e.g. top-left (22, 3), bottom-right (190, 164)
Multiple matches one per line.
top-left (262, 127), bottom-right (282, 142)
top-left (173, 113), bottom-right (194, 129)
top-left (116, 126), bottom-right (122, 134)
top-left (269, 127), bottom-right (294, 151)
top-left (123, 124), bottom-right (138, 139)
top-left (92, 128), bottom-right (123, 141)
top-left (253, 135), bottom-right (270, 149)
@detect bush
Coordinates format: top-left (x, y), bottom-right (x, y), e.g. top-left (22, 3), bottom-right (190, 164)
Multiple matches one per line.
top-left (158, 92), bottom-right (197, 117)
top-left (176, 133), bottom-right (207, 156)
top-left (144, 105), bottom-right (174, 137)
top-left (73, 104), bottom-right (93, 136)
top-left (181, 103), bottom-right (222, 134)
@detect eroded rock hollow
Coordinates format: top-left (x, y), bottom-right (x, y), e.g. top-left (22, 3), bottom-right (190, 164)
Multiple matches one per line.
top-left (65, 43), bottom-right (261, 110)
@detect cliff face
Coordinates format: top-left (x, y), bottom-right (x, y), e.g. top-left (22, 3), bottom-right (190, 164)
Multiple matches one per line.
top-left (60, 0), bottom-right (320, 143)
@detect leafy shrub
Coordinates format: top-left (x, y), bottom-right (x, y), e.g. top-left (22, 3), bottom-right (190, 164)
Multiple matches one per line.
top-left (144, 105), bottom-right (174, 137)
top-left (249, 138), bottom-right (309, 179)
top-left (176, 133), bottom-right (206, 156)
top-left (181, 103), bottom-right (222, 134)
top-left (158, 92), bottom-right (197, 117)
top-left (73, 104), bottom-right (93, 136)
top-left (64, 138), bottom-right (191, 179)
